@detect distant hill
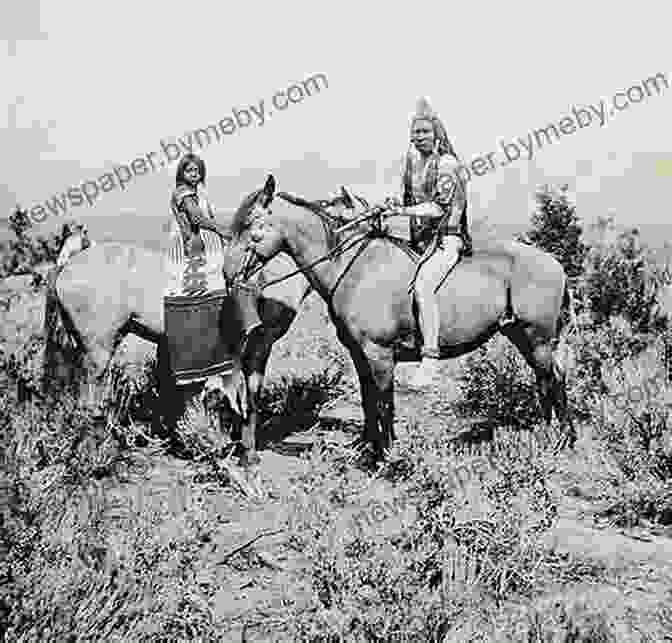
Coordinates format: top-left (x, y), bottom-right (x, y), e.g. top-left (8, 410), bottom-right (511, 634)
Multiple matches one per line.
top-left (2, 212), bottom-right (670, 259)
top-left (0, 211), bottom-right (238, 252)
top-left (0, 219), bottom-right (11, 242)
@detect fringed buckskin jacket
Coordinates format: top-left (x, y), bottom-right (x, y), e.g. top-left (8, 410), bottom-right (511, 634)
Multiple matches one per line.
top-left (402, 149), bottom-right (470, 253)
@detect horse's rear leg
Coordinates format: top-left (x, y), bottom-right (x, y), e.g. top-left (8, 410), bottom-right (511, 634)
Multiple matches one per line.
top-left (547, 348), bottom-right (576, 451)
top-left (80, 331), bottom-right (125, 421)
top-left (154, 337), bottom-right (182, 438)
top-left (502, 323), bottom-right (576, 450)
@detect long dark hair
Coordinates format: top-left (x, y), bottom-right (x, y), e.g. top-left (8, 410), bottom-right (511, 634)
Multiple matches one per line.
top-left (175, 153), bottom-right (206, 187)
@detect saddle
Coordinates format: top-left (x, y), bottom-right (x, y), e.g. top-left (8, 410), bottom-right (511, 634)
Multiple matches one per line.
top-left (379, 232), bottom-right (516, 339)
top-left (405, 233), bottom-right (469, 294)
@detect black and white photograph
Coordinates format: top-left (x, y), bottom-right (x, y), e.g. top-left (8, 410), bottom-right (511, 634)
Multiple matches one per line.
top-left (1, 2), bottom-right (671, 641)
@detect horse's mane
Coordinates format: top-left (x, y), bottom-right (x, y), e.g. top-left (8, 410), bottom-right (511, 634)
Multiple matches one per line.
top-left (276, 191), bottom-right (341, 249)
top-left (276, 191), bottom-right (323, 213)
top-left (230, 187), bottom-right (263, 239)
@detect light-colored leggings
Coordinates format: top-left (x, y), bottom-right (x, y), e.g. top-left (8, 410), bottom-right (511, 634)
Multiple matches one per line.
top-left (414, 235), bottom-right (463, 358)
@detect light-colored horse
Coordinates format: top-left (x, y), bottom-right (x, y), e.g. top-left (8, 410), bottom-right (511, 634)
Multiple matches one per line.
top-left (42, 182), bottom-right (295, 465)
top-left (239, 176), bottom-right (577, 465)
top-left (42, 179), bottom-right (367, 465)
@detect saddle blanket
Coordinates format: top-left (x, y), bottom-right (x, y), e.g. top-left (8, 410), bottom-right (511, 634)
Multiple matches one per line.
top-left (164, 288), bottom-right (235, 386)
top-left (163, 232), bottom-right (233, 386)
top-left (164, 229), bottom-right (227, 297)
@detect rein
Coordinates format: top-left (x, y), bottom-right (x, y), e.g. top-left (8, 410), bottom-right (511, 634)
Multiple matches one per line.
top-left (239, 203), bottom-right (388, 292)
top-left (245, 228), bottom-right (371, 290)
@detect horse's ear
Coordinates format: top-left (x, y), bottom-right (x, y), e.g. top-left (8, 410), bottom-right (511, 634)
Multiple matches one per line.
top-left (263, 174), bottom-right (276, 202)
top-left (340, 186), bottom-right (355, 208)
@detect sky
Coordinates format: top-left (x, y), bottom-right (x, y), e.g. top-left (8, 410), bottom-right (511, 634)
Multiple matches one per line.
top-left (1, 0), bottom-right (671, 238)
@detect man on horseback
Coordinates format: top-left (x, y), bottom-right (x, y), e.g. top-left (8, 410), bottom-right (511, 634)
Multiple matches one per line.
top-left (390, 97), bottom-right (471, 388)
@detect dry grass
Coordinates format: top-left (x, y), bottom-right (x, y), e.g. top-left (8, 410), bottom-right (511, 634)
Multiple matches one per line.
top-left (1, 278), bottom-right (671, 641)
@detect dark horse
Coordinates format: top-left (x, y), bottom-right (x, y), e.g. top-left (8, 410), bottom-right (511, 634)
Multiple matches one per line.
top-left (219, 181), bottom-right (373, 462)
top-left (229, 175), bottom-right (576, 464)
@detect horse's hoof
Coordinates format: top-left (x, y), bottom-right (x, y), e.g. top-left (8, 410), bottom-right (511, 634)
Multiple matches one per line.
top-left (166, 438), bottom-right (190, 459)
top-left (346, 436), bottom-right (367, 450)
top-left (245, 467), bottom-right (267, 502)
top-left (352, 442), bottom-right (382, 470)
top-left (92, 414), bottom-right (108, 428)
top-left (552, 429), bottom-right (576, 455)
top-left (239, 450), bottom-right (261, 468)
top-left (226, 441), bottom-right (246, 461)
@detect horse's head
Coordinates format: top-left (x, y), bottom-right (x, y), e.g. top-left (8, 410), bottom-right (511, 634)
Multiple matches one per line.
top-left (226, 181), bottom-right (370, 283)
top-left (229, 173), bottom-right (276, 240)
top-left (312, 186), bottom-right (369, 221)
top-left (245, 181), bottom-right (287, 266)
top-left (223, 174), bottom-right (277, 285)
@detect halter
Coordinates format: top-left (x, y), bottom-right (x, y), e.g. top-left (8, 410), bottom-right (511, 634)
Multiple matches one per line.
top-left (234, 196), bottom-right (389, 298)
top-left (224, 188), bottom-right (275, 287)
top-left (314, 192), bottom-right (370, 214)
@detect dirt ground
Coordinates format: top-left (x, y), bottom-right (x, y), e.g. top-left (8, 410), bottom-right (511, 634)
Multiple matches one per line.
top-left (109, 367), bottom-right (672, 642)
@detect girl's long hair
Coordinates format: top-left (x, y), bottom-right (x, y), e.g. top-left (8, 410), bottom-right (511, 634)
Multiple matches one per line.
top-left (175, 153), bottom-right (206, 187)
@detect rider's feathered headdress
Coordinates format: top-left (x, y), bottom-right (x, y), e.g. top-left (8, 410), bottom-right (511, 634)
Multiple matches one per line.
top-left (410, 96), bottom-right (458, 159)
top-left (412, 96), bottom-right (435, 122)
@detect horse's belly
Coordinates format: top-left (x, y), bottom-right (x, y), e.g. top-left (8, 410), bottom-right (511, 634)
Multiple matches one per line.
top-left (336, 280), bottom-right (413, 345)
top-left (437, 277), bottom-right (503, 342)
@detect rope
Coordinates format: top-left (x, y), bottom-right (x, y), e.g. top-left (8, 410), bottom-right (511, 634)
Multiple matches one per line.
top-left (237, 205), bottom-right (401, 293)
top-left (252, 230), bottom-right (371, 290)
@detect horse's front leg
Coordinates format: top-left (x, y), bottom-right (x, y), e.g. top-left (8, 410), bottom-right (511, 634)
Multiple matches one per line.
top-left (236, 312), bottom-right (295, 467)
top-left (335, 327), bottom-right (381, 453)
top-left (238, 370), bottom-right (262, 467)
top-left (238, 331), bottom-right (275, 468)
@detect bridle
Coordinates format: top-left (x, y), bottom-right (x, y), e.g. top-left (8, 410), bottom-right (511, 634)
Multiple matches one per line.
top-left (227, 198), bottom-right (271, 290)
top-left (229, 192), bottom-right (388, 296)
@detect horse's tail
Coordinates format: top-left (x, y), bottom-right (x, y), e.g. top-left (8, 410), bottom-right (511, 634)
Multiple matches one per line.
top-left (42, 267), bottom-right (82, 394)
top-left (554, 279), bottom-right (578, 375)
top-left (560, 281), bottom-right (578, 336)
top-left (42, 267), bottom-right (61, 393)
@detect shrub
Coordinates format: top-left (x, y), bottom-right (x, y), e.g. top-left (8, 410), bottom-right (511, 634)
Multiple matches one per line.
top-left (276, 418), bottom-right (563, 641)
top-left (518, 184), bottom-right (587, 284)
top-left (1, 205), bottom-right (74, 279)
top-left (580, 226), bottom-right (669, 333)
top-left (454, 338), bottom-right (540, 433)
top-left (494, 591), bottom-right (621, 642)
top-left (565, 315), bottom-right (654, 421)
